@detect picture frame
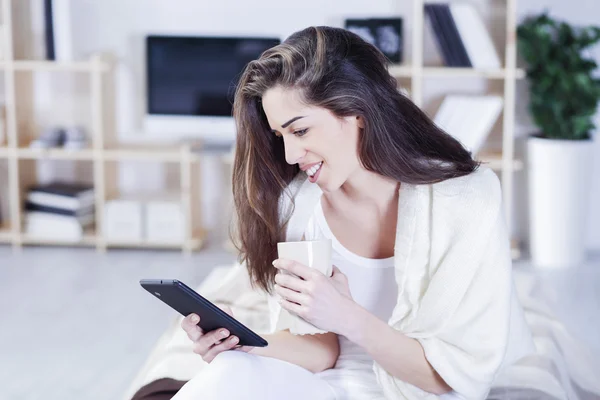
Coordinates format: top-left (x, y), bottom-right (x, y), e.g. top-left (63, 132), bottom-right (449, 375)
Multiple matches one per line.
top-left (345, 17), bottom-right (403, 63)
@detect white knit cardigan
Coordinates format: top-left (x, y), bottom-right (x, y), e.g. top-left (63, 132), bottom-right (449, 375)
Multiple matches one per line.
top-left (277, 166), bottom-right (535, 399)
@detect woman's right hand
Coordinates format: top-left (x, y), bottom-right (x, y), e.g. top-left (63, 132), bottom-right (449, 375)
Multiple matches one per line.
top-left (181, 305), bottom-right (254, 363)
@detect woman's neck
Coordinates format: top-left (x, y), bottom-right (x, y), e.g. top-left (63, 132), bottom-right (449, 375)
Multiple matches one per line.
top-left (327, 168), bottom-right (400, 212)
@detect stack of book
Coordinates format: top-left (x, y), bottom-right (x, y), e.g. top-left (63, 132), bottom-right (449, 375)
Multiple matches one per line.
top-left (24, 182), bottom-right (95, 241)
top-left (424, 2), bottom-right (501, 68)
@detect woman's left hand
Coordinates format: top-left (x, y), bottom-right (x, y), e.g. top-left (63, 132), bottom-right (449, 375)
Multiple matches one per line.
top-left (273, 259), bottom-right (356, 335)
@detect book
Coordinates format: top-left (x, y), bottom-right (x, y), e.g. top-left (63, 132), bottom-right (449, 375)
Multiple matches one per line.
top-left (24, 211), bottom-right (93, 241)
top-left (425, 4), bottom-right (456, 66)
top-left (46, 0), bottom-right (73, 61)
top-left (27, 182), bottom-right (95, 211)
top-left (450, 3), bottom-right (501, 69)
top-left (436, 4), bottom-right (472, 67)
top-left (434, 95), bottom-right (504, 153)
top-left (24, 202), bottom-right (95, 219)
top-left (44, 0), bottom-right (55, 60)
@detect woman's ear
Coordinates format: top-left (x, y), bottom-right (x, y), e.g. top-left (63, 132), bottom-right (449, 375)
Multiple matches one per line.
top-left (356, 116), bottom-right (365, 129)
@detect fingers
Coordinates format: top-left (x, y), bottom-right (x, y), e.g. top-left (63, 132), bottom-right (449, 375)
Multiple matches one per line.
top-left (273, 259), bottom-right (315, 280)
top-left (182, 312), bottom-right (246, 363)
top-left (235, 345), bottom-right (255, 354)
top-left (181, 314), bottom-right (203, 341)
top-left (331, 265), bottom-right (348, 282)
top-left (274, 271), bottom-right (309, 293)
top-left (274, 283), bottom-right (310, 305)
top-left (195, 328), bottom-right (231, 355)
top-left (279, 298), bottom-right (305, 317)
top-left (203, 335), bottom-right (240, 363)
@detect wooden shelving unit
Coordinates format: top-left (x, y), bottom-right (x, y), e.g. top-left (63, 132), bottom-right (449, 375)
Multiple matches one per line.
top-left (1, 0), bottom-right (522, 258)
top-left (0, 0), bottom-right (206, 253)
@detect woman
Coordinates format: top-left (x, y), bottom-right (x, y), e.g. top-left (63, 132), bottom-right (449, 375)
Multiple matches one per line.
top-left (174, 26), bottom-right (534, 399)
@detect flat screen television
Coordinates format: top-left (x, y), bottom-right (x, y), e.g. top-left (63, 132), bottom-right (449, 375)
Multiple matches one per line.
top-left (145, 35), bottom-right (280, 142)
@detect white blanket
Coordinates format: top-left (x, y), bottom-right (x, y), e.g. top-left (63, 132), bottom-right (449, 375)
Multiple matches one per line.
top-left (124, 167), bottom-right (600, 400)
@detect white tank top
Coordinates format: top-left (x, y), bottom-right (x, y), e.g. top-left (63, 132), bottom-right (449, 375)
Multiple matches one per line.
top-left (304, 198), bottom-right (398, 370)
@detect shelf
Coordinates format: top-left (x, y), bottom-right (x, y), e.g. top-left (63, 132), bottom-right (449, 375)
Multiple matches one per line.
top-left (389, 65), bottom-right (526, 79)
top-left (17, 146), bottom-right (95, 160)
top-left (105, 240), bottom-right (184, 249)
top-left (20, 228), bottom-right (97, 247)
top-left (105, 230), bottom-right (206, 251)
top-left (477, 151), bottom-right (524, 171)
top-left (105, 239), bottom-right (201, 250)
top-left (0, 147), bottom-right (11, 158)
top-left (103, 145), bottom-right (200, 162)
top-left (0, 60), bottom-right (111, 72)
top-left (423, 67), bottom-right (526, 79)
top-left (15, 144), bottom-right (202, 162)
top-left (388, 64), bottom-right (412, 77)
top-left (0, 223), bottom-right (14, 243)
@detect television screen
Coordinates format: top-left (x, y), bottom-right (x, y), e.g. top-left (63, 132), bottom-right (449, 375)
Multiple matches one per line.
top-left (146, 35), bottom-right (280, 117)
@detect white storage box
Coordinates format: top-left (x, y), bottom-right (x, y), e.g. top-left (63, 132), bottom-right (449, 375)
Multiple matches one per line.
top-left (145, 199), bottom-right (185, 244)
top-left (103, 199), bottom-right (144, 242)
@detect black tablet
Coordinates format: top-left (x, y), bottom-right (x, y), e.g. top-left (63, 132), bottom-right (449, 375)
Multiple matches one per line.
top-left (140, 279), bottom-right (268, 347)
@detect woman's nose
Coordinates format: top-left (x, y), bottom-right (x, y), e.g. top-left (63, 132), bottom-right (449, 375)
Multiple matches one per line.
top-left (283, 137), bottom-right (305, 165)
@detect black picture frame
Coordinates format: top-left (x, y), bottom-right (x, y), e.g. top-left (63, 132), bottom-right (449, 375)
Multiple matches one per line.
top-left (344, 17), bottom-right (403, 63)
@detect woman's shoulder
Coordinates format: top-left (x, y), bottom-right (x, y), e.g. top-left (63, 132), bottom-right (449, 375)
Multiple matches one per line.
top-left (429, 166), bottom-right (502, 216)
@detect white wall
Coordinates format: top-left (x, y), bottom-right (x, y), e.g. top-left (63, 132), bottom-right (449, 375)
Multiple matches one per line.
top-left (64, 0), bottom-right (410, 138)
top-left (19, 0), bottom-right (600, 249)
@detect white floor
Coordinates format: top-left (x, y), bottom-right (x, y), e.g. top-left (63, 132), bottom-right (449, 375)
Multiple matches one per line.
top-left (0, 241), bottom-right (599, 400)
top-left (0, 237), bottom-right (236, 400)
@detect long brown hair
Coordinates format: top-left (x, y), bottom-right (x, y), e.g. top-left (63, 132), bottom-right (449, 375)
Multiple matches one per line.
top-left (231, 26), bottom-right (479, 293)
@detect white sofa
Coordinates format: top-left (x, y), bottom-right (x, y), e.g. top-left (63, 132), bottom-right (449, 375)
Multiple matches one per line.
top-left (123, 264), bottom-right (600, 400)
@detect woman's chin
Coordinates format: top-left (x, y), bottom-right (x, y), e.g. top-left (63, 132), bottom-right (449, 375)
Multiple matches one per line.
top-left (317, 178), bottom-right (340, 193)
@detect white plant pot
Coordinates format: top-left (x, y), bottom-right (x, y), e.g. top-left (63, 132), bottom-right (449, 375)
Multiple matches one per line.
top-left (528, 136), bottom-right (594, 268)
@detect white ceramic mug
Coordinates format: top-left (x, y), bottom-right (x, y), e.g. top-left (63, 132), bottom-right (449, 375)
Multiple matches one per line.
top-left (273, 239), bottom-right (333, 335)
top-left (277, 239), bottom-right (333, 277)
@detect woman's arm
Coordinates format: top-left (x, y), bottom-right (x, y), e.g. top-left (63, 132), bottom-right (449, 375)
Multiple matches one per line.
top-left (344, 302), bottom-right (452, 395)
top-left (250, 330), bottom-right (339, 373)
top-left (181, 309), bottom-right (339, 374)
top-left (273, 259), bottom-right (451, 395)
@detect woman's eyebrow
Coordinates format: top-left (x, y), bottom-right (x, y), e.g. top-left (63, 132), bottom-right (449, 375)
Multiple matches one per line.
top-left (281, 116), bottom-right (306, 129)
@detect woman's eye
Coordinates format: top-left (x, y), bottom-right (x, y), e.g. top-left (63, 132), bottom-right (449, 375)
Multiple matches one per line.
top-left (294, 129), bottom-right (309, 137)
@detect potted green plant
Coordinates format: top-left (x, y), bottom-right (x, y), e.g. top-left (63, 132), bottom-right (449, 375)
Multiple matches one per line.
top-left (517, 13), bottom-right (600, 268)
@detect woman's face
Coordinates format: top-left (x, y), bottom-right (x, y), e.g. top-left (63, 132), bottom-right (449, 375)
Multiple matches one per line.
top-left (262, 86), bottom-right (364, 192)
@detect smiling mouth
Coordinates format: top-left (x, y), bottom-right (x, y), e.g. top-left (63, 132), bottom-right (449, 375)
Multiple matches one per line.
top-left (306, 162), bottom-right (323, 178)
